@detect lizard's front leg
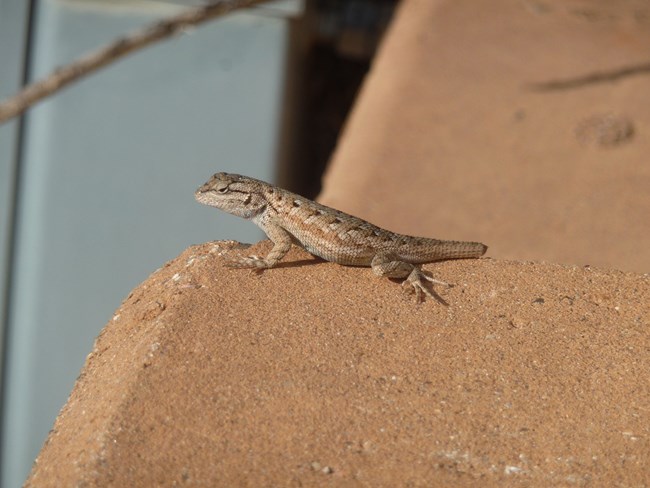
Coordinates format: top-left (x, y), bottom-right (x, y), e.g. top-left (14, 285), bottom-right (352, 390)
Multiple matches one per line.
top-left (371, 252), bottom-right (450, 302)
top-left (226, 223), bottom-right (292, 269)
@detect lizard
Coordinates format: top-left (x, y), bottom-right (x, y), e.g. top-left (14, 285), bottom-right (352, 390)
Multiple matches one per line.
top-left (195, 172), bottom-right (487, 302)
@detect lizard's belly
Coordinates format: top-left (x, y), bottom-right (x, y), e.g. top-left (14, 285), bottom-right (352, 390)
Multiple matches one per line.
top-left (302, 241), bottom-right (374, 266)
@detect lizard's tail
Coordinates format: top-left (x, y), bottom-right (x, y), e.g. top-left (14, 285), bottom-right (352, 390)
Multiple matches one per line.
top-left (437, 240), bottom-right (488, 260)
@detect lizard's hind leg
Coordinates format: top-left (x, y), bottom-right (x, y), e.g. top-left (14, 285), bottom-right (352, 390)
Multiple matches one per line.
top-left (371, 252), bottom-right (450, 303)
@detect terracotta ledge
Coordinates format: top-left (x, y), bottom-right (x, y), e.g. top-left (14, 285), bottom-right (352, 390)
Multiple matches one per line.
top-left (26, 241), bottom-right (650, 486)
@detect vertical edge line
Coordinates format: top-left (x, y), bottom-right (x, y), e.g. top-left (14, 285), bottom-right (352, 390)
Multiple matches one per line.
top-left (0, 0), bottom-right (38, 482)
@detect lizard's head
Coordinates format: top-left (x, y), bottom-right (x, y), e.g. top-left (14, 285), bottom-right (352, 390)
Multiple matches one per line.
top-left (195, 172), bottom-right (267, 219)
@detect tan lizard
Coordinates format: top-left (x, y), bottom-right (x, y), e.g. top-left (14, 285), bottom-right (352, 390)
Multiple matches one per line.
top-left (195, 173), bottom-right (487, 302)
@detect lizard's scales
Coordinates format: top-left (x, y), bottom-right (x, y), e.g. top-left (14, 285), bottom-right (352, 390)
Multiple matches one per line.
top-left (195, 172), bottom-right (487, 302)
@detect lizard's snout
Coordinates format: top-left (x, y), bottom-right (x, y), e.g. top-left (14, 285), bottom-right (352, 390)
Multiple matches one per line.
top-left (194, 182), bottom-right (214, 205)
top-left (195, 180), bottom-right (212, 195)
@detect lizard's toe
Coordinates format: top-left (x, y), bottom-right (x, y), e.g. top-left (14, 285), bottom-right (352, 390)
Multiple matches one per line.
top-left (224, 255), bottom-right (269, 269)
top-left (419, 270), bottom-right (451, 287)
top-left (404, 268), bottom-right (450, 304)
top-left (401, 279), bottom-right (418, 299)
top-left (410, 280), bottom-right (434, 302)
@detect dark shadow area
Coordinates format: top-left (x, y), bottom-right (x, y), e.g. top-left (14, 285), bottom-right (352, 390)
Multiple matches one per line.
top-left (282, 0), bottom-right (398, 199)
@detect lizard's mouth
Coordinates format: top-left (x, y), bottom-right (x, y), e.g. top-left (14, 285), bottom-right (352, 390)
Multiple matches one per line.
top-left (194, 188), bottom-right (213, 205)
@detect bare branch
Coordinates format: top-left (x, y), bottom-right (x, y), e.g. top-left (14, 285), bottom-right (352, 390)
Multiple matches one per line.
top-left (0, 0), bottom-right (270, 125)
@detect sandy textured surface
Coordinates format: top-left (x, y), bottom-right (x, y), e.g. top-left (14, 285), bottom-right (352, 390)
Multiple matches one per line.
top-left (26, 241), bottom-right (649, 486)
top-left (25, 0), bottom-right (650, 486)
top-left (320, 0), bottom-right (650, 273)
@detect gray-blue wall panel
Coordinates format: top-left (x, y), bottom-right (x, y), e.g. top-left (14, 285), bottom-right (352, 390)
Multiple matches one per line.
top-left (2, 1), bottom-right (297, 485)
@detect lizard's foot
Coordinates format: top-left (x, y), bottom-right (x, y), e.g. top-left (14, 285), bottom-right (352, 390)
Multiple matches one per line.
top-left (403, 268), bottom-right (451, 304)
top-left (371, 253), bottom-right (451, 304)
top-left (225, 255), bottom-right (271, 269)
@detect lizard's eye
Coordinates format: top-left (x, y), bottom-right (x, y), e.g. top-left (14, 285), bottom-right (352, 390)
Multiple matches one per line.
top-left (217, 186), bottom-right (229, 194)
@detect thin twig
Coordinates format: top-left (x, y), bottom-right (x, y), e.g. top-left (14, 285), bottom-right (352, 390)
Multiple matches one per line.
top-left (0, 0), bottom-right (270, 124)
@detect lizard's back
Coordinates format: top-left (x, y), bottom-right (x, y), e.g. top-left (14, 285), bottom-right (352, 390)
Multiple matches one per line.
top-left (263, 186), bottom-right (486, 266)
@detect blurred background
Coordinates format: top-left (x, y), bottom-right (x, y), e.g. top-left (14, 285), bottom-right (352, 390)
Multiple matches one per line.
top-left (0, 0), bottom-right (396, 485)
top-left (2, 0), bottom-right (650, 486)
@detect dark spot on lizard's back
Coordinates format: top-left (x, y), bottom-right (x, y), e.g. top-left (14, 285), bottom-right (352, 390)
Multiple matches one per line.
top-left (292, 200), bottom-right (300, 207)
top-left (372, 229), bottom-right (382, 237)
top-left (334, 217), bottom-right (343, 224)
top-left (347, 226), bottom-right (373, 238)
